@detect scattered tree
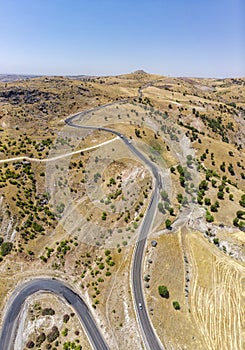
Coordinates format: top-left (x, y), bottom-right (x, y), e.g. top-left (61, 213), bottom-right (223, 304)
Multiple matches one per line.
top-left (165, 219), bottom-right (171, 229)
top-left (0, 242), bottom-right (13, 256)
top-left (158, 285), bottom-right (169, 298)
top-left (173, 301), bottom-right (180, 310)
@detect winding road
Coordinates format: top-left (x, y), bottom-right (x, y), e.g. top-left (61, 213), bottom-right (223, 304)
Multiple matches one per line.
top-left (0, 99), bottom-right (164, 350)
top-left (0, 279), bottom-right (109, 350)
top-left (65, 108), bottom-right (164, 350)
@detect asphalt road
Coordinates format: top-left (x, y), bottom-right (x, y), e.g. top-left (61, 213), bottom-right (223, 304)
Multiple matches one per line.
top-left (0, 104), bottom-right (164, 350)
top-left (0, 278), bottom-right (109, 350)
top-left (132, 190), bottom-right (164, 350)
top-left (66, 110), bottom-right (164, 350)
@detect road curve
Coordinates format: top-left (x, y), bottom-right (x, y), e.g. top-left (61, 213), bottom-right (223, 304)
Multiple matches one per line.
top-left (65, 109), bottom-right (164, 350)
top-left (0, 102), bottom-right (164, 350)
top-left (0, 278), bottom-right (109, 350)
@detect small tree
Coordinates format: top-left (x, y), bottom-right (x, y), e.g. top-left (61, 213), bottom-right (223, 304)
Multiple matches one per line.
top-left (173, 301), bottom-right (180, 310)
top-left (217, 191), bottom-right (224, 200)
top-left (165, 219), bottom-right (171, 229)
top-left (237, 211), bottom-right (245, 219)
top-left (199, 180), bottom-right (208, 191)
top-left (228, 164), bottom-right (235, 176)
top-left (36, 333), bottom-right (46, 347)
top-left (158, 285), bottom-right (169, 298)
top-left (177, 193), bottom-right (183, 204)
top-left (206, 210), bottom-right (214, 223)
top-left (160, 191), bottom-right (169, 202)
top-left (211, 179), bottom-right (217, 187)
top-left (158, 202), bottom-right (165, 214)
top-left (135, 129), bottom-right (141, 138)
top-left (26, 340), bottom-right (35, 348)
top-left (42, 308), bottom-right (55, 316)
top-left (239, 194), bottom-right (245, 207)
top-left (213, 238), bottom-right (219, 245)
top-left (210, 204), bottom-right (218, 212)
top-left (63, 314), bottom-right (70, 323)
top-left (239, 221), bottom-right (244, 230)
top-left (220, 162), bottom-right (226, 172)
top-left (204, 198), bottom-right (211, 206)
top-left (0, 242), bottom-right (13, 256)
top-left (101, 212), bottom-right (107, 220)
top-left (47, 326), bottom-right (59, 343)
top-left (168, 207), bottom-right (174, 216)
top-left (179, 176), bottom-right (185, 187)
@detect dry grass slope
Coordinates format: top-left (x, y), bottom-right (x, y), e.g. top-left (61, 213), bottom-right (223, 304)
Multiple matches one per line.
top-left (0, 72), bottom-right (244, 349)
top-left (189, 233), bottom-right (244, 350)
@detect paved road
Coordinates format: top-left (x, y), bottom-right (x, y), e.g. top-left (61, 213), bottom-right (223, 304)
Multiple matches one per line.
top-left (0, 101), bottom-right (164, 350)
top-left (66, 110), bottom-right (164, 350)
top-left (0, 278), bottom-right (109, 350)
top-left (132, 190), bottom-right (164, 350)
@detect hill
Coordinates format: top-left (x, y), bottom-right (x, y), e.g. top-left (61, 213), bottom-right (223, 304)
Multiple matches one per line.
top-left (0, 72), bottom-right (244, 350)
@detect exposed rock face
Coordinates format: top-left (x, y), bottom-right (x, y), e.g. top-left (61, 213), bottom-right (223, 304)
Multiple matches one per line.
top-left (0, 88), bottom-right (57, 105)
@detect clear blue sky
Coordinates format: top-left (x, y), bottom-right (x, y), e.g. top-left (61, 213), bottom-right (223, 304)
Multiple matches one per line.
top-left (0, 0), bottom-right (244, 77)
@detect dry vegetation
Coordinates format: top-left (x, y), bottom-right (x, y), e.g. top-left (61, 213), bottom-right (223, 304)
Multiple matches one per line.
top-left (0, 71), bottom-right (244, 349)
top-left (20, 293), bottom-right (91, 350)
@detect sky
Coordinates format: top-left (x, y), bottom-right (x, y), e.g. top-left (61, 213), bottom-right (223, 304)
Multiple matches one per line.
top-left (0, 0), bottom-right (244, 77)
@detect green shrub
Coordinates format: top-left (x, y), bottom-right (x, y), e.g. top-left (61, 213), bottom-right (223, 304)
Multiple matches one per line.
top-left (173, 301), bottom-right (180, 310)
top-left (237, 211), bottom-right (245, 219)
top-left (26, 340), bottom-right (35, 348)
top-left (63, 314), bottom-right (70, 323)
top-left (239, 194), bottom-right (245, 207)
top-left (213, 238), bottom-right (219, 246)
top-left (47, 326), bottom-right (59, 343)
top-left (36, 332), bottom-right (46, 347)
top-left (0, 242), bottom-right (13, 256)
top-left (101, 212), bottom-right (107, 220)
top-left (158, 285), bottom-right (169, 298)
top-left (62, 328), bottom-right (68, 336)
top-left (206, 211), bottom-right (214, 223)
top-left (42, 308), bottom-right (55, 316)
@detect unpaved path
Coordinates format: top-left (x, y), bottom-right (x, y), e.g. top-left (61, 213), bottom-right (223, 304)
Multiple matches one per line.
top-left (0, 136), bottom-right (119, 164)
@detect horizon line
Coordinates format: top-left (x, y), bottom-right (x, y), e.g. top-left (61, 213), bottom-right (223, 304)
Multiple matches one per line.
top-left (0, 71), bottom-right (244, 80)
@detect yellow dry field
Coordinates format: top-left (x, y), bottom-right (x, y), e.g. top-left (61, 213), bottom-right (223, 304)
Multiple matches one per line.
top-left (188, 231), bottom-right (245, 350)
top-left (145, 232), bottom-right (205, 349)
top-left (146, 230), bottom-right (245, 350)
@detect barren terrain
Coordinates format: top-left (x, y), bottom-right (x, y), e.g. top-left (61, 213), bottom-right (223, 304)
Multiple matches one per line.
top-left (0, 72), bottom-right (244, 349)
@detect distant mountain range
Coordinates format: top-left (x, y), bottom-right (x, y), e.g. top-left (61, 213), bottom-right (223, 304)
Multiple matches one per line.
top-left (0, 71), bottom-right (149, 82)
top-left (0, 74), bottom-right (41, 82)
top-left (0, 74), bottom-right (101, 82)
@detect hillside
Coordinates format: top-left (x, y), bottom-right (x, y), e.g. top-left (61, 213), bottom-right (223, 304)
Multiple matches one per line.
top-left (0, 72), bottom-right (244, 350)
